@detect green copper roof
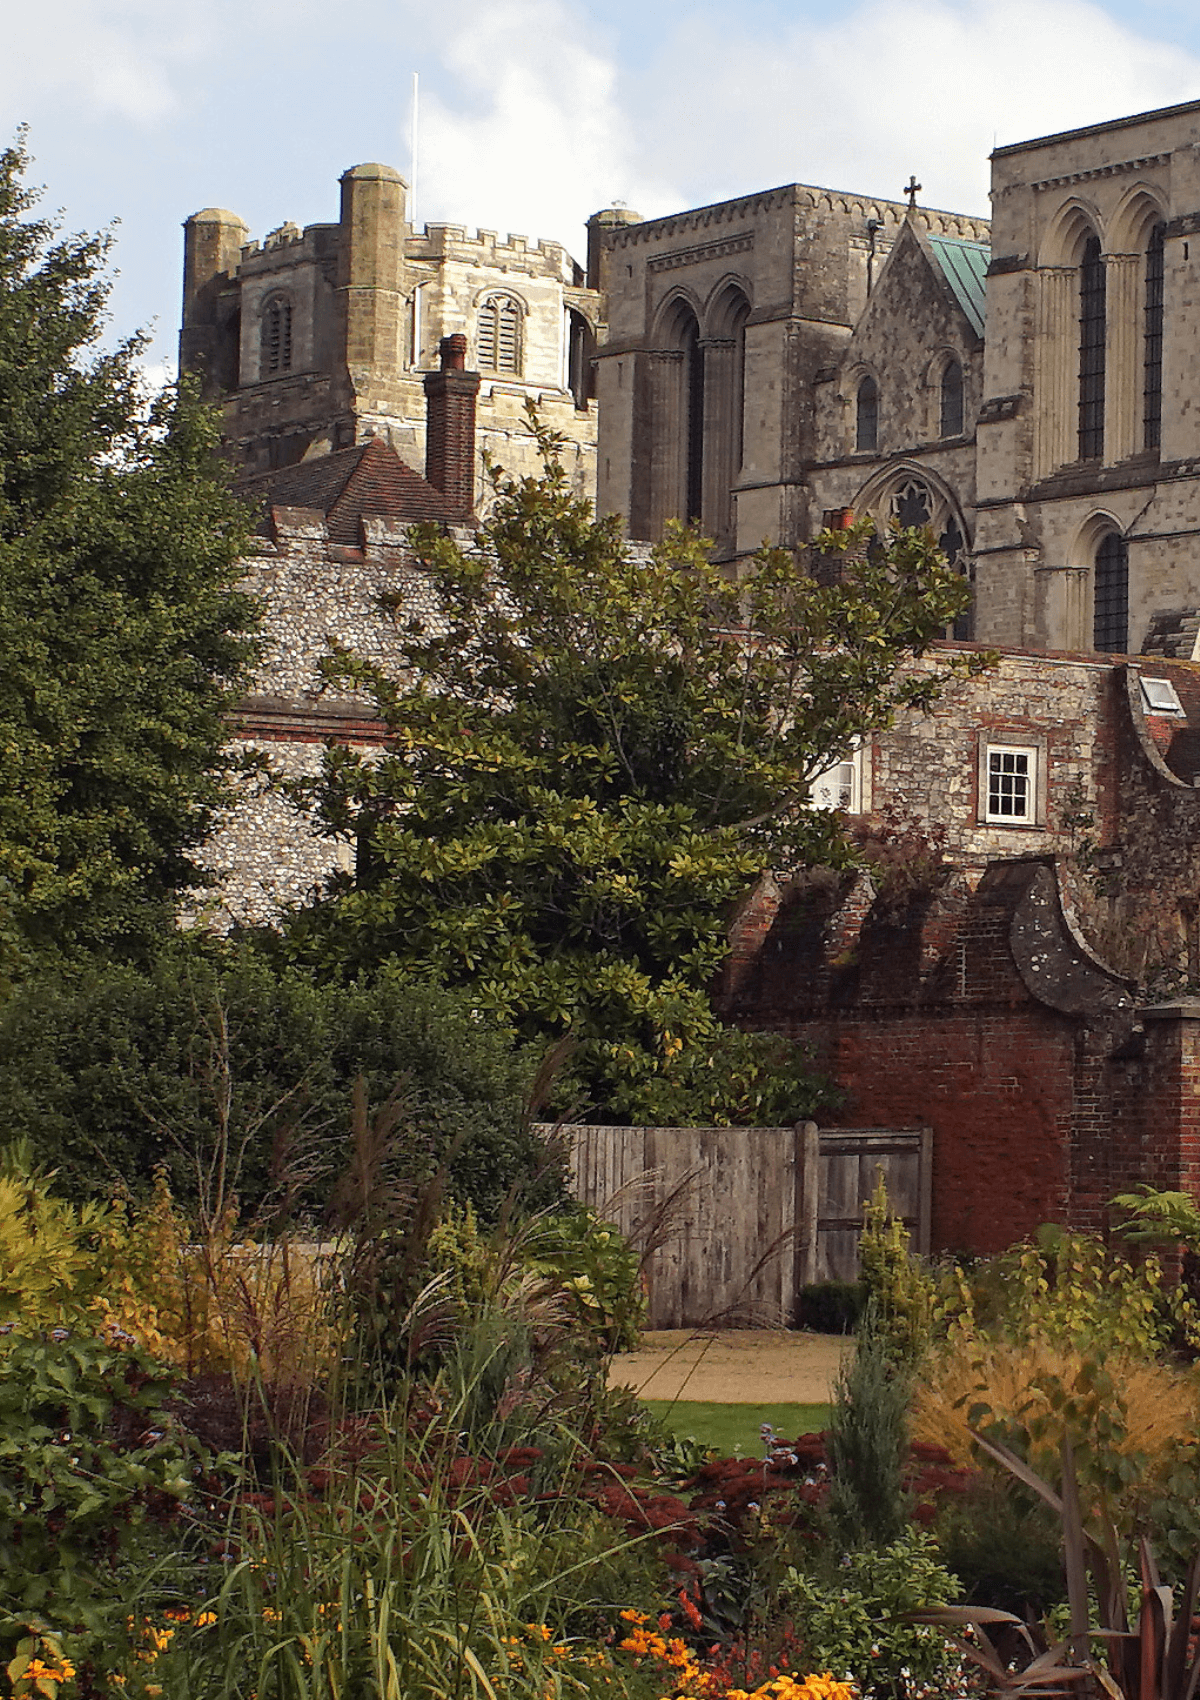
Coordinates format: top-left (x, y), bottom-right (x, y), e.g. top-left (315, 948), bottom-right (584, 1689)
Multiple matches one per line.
top-left (927, 235), bottom-right (990, 337)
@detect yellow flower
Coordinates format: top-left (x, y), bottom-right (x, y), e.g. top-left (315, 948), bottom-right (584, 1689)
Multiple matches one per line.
top-left (23, 1660), bottom-right (76, 1685)
top-left (196, 1611), bottom-right (217, 1628)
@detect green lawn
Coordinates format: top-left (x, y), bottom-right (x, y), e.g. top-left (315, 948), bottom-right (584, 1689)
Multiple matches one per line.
top-left (643, 1399), bottom-right (829, 1457)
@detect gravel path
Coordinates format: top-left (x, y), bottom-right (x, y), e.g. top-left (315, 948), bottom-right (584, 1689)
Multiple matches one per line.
top-left (608, 1330), bottom-right (852, 1404)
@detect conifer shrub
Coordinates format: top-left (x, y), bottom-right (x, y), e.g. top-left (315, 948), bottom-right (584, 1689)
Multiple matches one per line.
top-left (825, 1308), bottom-right (913, 1548)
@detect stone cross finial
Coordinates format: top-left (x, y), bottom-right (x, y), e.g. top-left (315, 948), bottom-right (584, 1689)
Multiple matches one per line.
top-left (905, 176), bottom-right (922, 209)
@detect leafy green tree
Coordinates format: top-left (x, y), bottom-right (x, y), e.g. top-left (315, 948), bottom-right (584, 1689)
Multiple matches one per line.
top-left (0, 136), bottom-right (260, 966)
top-left (284, 418), bottom-right (980, 1122)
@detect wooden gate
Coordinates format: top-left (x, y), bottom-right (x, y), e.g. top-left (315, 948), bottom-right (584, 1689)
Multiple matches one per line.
top-left (563, 1121), bottom-right (931, 1329)
top-left (797, 1125), bottom-right (932, 1286)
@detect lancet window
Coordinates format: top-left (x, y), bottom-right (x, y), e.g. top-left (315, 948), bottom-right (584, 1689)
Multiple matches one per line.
top-left (1094, 531), bottom-right (1129, 652)
top-left (939, 358), bottom-right (964, 438)
top-left (1078, 234), bottom-right (1106, 460)
top-left (856, 376), bottom-right (878, 451)
top-left (1144, 222), bottom-right (1165, 453)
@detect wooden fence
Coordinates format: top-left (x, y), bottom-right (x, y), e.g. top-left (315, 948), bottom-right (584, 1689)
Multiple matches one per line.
top-left (561, 1122), bottom-right (931, 1329)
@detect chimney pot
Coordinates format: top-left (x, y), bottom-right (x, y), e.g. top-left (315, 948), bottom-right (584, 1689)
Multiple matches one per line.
top-left (440, 333), bottom-right (468, 372)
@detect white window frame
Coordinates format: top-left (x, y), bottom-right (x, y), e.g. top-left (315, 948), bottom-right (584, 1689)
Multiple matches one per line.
top-left (978, 737), bottom-right (1045, 827)
top-left (808, 744), bottom-right (864, 813)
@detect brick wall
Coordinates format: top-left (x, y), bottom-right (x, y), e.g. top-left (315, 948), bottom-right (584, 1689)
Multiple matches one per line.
top-left (720, 856), bottom-right (1172, 1256)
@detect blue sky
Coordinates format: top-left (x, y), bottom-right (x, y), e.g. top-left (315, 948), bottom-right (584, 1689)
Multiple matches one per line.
top-left (6, 0), bottom-right (1200, 376)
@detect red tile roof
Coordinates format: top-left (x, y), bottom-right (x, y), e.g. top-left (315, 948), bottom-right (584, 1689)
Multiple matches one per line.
top-left (237, 437), bottom-right (460, 543)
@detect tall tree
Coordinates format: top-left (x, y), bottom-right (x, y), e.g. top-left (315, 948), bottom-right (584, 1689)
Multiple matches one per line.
top-left (0, 137), bottom-right (260, 968)
top-left (285, 418), bottom-right (981, 1124)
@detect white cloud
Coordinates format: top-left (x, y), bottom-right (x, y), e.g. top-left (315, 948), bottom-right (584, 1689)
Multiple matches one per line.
top-left (0, 3), bottom-right (215, 125)
top-left (412, 0), bottom-right (682, 256)
top-left (627, 0), bottom-right (1200, 217)
top-left (381, 0), bottom-right (1200, 259)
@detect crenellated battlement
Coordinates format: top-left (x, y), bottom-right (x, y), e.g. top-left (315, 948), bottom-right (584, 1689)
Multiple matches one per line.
top-left (410, 222), bottom-right (571, 280)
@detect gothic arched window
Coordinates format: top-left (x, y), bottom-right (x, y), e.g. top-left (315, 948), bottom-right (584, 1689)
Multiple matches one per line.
top-left (1078, 234), bottom-right (1106, 460)
top-left (477, 295), bottom-right (523, 376)
top-left (1144, 222), bottom-right (1165, 453)
top-left (681, 313), bottom-right (704, 524)
top-left (566, 308), bottom-right (594, 409)
top-left (876, 475), bottom-right (973, 640)
top-left (260, 295), bottom-right (293, 377)
top-left (939, 358), bottom-right (964, 438)
top-left (1094, 531), bottom-right (1129, 652)
top-left (856, 375), bottom-right (878, 452)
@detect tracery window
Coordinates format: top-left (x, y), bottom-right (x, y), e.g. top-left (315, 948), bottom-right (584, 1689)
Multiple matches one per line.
top-left (856, 376), bottom-right (878, 452)
top-left (881, 476), bottom-right (973, 640)
top-left (1078, 234), bottom-right (1105, 460)
top-left (1144, 222), bottom-right (1165, 453)
top-left (1094, 531), bottom-right (1129, 652)
top-left (892, 478), bottom-right (931, 527)
top-left (939, 358), bottom-right (964, 438)
top-left (260, 295), bottom-right (293, 377)
top-left (477, 295), bottom-right (523, 376)
top-left (939, 515), bottom-right (973, 641)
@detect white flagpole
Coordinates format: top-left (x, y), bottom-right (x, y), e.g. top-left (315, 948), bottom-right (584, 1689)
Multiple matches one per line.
top-left (410, 72), bottom-right (420, 231)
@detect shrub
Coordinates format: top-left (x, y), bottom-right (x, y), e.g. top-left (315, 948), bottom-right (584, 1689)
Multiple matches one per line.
top-left (912, 1335), bottom-right (1199, 1479)
top-left (940, 1226), bottom-right (1172, 1358)
top-left (0, 1329), bottom-right (195, 1668)
top-left (933, 1470), bottom-right (1065, 1618)
top-left (857, 1174), bottom-right (933, 1363)
top-left (0, 938), bottom-right (550, 1221)
top-left (780, 1527), bottom-right (971, 1698)
top-left (825, 1309), bottom-right (912, 1548)
top-left (522, 1205), bottom-right (647, 1355)
top-left (918, 1229), bottom-right (1200, 1567)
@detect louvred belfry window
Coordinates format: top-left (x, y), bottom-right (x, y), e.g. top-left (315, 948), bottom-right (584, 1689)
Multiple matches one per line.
top-left (261, 296), bottom-right (293, 376)
top-left (477, 296), bottom-right (523, 376)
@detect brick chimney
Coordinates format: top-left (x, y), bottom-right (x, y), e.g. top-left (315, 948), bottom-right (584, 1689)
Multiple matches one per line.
top-left (423, 334), bottom-right (481, 518)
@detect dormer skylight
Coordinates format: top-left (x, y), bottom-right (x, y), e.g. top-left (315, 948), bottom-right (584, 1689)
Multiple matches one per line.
top-left (1141, 676), bottom-right (1185, 716)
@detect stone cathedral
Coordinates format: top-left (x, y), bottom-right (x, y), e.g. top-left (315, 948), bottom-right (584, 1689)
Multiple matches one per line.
top-left (593, 96), bottom-right (1200, 662)
top-left (182, 97), bottom-right (1200, 664)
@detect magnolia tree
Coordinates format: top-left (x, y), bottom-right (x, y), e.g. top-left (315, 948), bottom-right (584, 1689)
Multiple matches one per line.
top-left (284, 419), bottom-right (983, 1124)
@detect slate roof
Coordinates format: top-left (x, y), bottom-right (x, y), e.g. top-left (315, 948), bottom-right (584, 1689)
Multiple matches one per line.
top-left (1140, 608), bottom-right (1200, 662)
top-left (927, 235), bottom-right (990, 337)
top-left (237, 438), bottom-right (459, 545)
